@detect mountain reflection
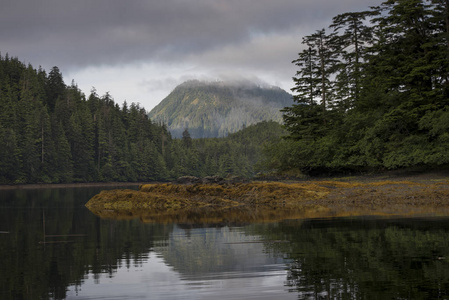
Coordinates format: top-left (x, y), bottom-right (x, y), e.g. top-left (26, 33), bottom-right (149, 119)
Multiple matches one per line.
top-left (154, 226), bottom-right (288, 278)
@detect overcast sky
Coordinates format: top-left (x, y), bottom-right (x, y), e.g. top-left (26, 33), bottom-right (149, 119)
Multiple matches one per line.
top-left (2, 0), bottom-right (379, 111)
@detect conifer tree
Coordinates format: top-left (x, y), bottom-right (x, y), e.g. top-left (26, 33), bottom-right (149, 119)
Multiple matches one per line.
top-left (285, 29), bottom-right (338, 140)
top-left (45, 66), bottom-right (65, 112)
top-left (182, 128), bottom-right (193, 148)
top-left (330, 11), bottom-right (374, 109)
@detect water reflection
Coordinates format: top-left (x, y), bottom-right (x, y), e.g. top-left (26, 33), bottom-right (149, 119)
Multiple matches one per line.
top-left (67, 227), bottom-right (295, 300)
top-left (257, 218), bottom-right (449, 299)
top-left (2, 187), bottom-right (449, 299)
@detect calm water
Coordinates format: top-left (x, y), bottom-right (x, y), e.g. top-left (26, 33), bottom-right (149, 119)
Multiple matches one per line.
top-left (1, 186), bottom-right (449, 299)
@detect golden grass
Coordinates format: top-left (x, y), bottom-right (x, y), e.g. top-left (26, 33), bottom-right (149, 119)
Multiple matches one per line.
top-left (86, 179), bottom-right (449, 224)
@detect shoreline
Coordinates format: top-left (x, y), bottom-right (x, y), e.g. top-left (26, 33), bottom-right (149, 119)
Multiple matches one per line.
top-left (0, 182), bottom-right (147, 190)
top-left (3, 169), bottom-right (449, 190)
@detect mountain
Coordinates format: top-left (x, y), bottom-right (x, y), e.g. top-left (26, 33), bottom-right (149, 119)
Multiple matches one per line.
top-left (148, 80), bottom-right (294, 138)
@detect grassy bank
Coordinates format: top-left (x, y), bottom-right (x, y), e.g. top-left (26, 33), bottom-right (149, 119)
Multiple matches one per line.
top-left (85, 182), bottom-right (330, 224)
top-left (85, 175), bottom-right (449, 224)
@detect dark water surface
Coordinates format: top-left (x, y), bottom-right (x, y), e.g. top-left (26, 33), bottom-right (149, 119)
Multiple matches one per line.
top-left (1, 186), bottom-right (449, 299)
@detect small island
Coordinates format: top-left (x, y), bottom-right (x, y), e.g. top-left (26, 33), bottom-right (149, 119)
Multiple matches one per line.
top-left (86, 174), bottom-right (449, 224)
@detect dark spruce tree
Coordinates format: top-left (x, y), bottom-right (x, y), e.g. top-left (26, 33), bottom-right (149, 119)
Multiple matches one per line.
top-left (278, 0), bottom-right (449, 175)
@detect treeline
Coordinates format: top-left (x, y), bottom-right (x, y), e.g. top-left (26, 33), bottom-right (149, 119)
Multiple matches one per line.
top-left (0, 55), bottom-right (283, 184)
top-left (270, 0), bottom-right (449, 174)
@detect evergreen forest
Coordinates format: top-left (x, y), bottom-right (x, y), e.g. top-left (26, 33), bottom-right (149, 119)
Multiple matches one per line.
top-left (268, 0), bottom-right (449, 175)
top-left (2, 0), bottom-right (449, 183)
top-left (0, 55), bottom-right (283, 184)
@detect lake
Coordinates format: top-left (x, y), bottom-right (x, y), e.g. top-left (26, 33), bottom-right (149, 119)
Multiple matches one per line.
top-left (1, 186), bottom-right (449, 299)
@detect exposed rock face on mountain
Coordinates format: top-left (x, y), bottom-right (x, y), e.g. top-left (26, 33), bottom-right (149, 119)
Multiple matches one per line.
top-left (148, 80), bottom-right (293, 138)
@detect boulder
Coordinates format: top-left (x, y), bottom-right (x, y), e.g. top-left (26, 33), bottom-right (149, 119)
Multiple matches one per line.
top-left (201, 176), bottom-right (224, 184)
top-left (175, 176), bottom-right (201, 185)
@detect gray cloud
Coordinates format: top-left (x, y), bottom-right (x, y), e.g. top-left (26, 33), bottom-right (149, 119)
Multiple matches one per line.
top-left (2, 0), bottom-right (380, 109)
top-left (3, 0), bottom-right (377, 67)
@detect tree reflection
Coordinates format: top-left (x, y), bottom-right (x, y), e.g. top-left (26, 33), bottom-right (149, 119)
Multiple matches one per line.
top-left (0, 187), bottom-right (173, 300)
top-left (250, 218), bottom-right (449, 299)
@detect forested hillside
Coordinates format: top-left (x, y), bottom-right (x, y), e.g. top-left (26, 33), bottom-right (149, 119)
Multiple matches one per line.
top-left (269, 0), bottom-right (449, 175)
top-left (0, 56), bottom-right (284, 184)
top-left (174, 121), bottom-right (286, 178)
top-left (148, 80), bottom-right (293, 138)
top-left (0, 55), bottom-right (171, 183)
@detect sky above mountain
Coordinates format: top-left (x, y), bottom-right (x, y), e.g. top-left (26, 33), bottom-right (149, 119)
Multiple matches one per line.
top-left (2, 0), bottom-right (379, 110)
